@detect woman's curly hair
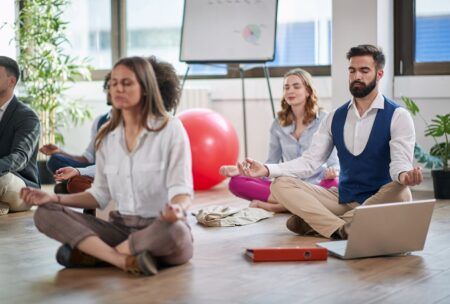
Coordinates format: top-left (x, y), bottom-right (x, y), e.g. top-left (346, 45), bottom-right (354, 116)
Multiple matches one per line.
top-left (277, 68), bottom-right (319, 127)
top-left (147, 56), bottom-right (181, 112)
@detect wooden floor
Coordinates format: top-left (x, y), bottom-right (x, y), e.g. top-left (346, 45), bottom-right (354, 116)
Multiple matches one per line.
top-left (1, 185), bottom-right (450, 304)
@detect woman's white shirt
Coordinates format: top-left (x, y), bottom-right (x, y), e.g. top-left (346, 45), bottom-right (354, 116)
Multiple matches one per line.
top-left (87, 116), bottom-right (193, 218)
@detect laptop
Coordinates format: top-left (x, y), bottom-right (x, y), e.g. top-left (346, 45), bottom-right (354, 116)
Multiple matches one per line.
top-left (316, 199), bottom-right (436, 259)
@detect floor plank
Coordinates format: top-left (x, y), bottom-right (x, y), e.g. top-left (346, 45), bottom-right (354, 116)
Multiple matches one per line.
top-left (1, 185), bottom-right (448, 304)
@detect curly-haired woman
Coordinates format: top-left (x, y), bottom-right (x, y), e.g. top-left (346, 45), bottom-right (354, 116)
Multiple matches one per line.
top-left (220, 68), bottom-right (339, 213)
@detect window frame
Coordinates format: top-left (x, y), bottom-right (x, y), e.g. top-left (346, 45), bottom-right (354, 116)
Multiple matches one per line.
top-left (69, 0), bottom-right (332, 80)
top-left (394, 0), bottom-right (450, 76)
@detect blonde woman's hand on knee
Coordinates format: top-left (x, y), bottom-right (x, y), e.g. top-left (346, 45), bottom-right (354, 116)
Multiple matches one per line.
top-left (324, 167), bottom-right (339, 180)
top-left (237, 158), bottom-right (269, 178)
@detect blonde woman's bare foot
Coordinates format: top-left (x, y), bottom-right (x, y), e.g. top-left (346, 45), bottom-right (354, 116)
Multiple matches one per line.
top-left (249, 200), bottom-right (260, 208)
top-left (219, 165), bottom-right (240, 177)
top-left (250, 200), bottom-right (288, 213)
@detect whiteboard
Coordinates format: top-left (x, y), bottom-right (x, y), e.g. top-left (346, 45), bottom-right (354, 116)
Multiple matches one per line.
top-left (180, 0), bottom-right (278, 63)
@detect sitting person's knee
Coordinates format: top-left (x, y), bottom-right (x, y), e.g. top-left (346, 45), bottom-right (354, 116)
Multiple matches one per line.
top-left (34, 205), bottom-right (49, 232)
top-left (228, 175), bottom-right (247, 195)
top-left (168, 221), bottom-right (192, 249)
top-left (166, 221), bottom-right (193, 265)
top-left (271, 176), bottom-right (295, 192)
top-left (228, 175), bottom-right (247, 187)
top-left (33, 204), bottom-right (61, 232)
top-left (383, 181), bottom-right (413, 202)
top-left (274, 176), bottom-right (295, 184)
top-left (46, 154), bottom-right (65, 173)
top-left (0, 173), bottom-right (15, 189)
top-left (399, 186), bottom-right (412, 201)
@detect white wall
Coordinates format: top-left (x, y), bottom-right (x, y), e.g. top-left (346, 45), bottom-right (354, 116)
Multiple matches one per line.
top-left (60, 0), bottom-right (450, 191)
top-left (395, 76), bottom-right (450, 156)
top-left (61, 76), bottom-right (333, 163)
top-left (61, 82), bottom-right (111, 154)
top-left (61, 75), bottom-right (450, 192)
top-left (331, 0), bottom-right (394, 107)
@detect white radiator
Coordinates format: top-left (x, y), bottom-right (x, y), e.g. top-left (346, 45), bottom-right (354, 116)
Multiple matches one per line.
top-left (178, 88), bottom-right (211, 112)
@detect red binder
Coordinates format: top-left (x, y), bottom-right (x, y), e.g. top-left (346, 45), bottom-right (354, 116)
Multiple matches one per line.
top-left (245, 247), bottom-right (328, 262)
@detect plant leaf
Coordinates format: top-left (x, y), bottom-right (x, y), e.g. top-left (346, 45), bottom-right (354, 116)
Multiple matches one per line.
top-left (402, 96), bottom-right (420, 116)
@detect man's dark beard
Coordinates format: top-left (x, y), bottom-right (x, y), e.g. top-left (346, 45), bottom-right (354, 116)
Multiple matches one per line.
top-left (349, 76), bottom-right (377, 98)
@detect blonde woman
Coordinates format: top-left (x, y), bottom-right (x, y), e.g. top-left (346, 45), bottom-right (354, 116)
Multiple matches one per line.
top-left (220, 68), bottom-right (339, 213)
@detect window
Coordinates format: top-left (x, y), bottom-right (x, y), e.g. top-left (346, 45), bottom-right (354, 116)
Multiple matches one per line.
top-left (395, 0), bottom-right (450, 75)
top-left (126, 0), bottom-right (226, 76)
top-left (415, 0), bottom-right (450, 63)
top-left (269, 0), bottom-right (331, 67)
top-left (0, 1), bottom-right (17, 59)
top-left (63, 0), bottom-right (112, 70)
top-left (33, 0), bottom-right (332, 79)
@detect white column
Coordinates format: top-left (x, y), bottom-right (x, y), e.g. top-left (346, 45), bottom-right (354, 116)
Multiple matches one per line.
top-left (331, 0), bottom-right (394, 108)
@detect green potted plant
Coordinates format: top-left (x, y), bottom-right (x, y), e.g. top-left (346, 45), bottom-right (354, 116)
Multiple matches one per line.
top-left (402, 96), bottom-right (450, 199)
top-left (15, 0), bottom-right (93, 183)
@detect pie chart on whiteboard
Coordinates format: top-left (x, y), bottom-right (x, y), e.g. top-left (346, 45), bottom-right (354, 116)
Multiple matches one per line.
top-left (242, 24), bottom-right (261, 44)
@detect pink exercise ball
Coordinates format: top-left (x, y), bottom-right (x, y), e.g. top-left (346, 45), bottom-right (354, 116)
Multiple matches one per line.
top-left (178, 108), bottom-right (239, 190)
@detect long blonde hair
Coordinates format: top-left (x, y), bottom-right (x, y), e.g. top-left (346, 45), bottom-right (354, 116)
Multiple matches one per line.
top-left (277, 68), bottom-right (319, 127)
top-left (95, 56), bottom-right (169, 150)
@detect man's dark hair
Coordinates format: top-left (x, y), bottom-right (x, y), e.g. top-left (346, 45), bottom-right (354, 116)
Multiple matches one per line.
top-left (147, 56), bottom-right (181, 112)
top-left (346, 44), bottom-right (385, 69)
top-left (103, 71), bottom-right (111, 91)
top-left (103, 71), bottom-right (112, 106)
top-left (0, 56), bottom-right (20, 84)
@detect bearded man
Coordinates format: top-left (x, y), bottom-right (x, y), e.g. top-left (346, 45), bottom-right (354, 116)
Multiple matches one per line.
top-left (235, 45), bottom-right (422, 239)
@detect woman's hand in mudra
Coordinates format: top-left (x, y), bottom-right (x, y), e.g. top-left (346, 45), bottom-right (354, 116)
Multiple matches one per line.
top-left (237, 158), bottom-right (269, 178)
top-left (160, 203), bottom-right (186, 223)
top-left (54, 167), bottom-right (80, 181)
top-left (324, 167), bottom-right (339, 180)
top-left (20, 187), bottom-right (57, 206)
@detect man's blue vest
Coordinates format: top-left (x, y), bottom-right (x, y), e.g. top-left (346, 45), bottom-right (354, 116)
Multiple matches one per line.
top-left (331, 97), bottom-right (399, 204)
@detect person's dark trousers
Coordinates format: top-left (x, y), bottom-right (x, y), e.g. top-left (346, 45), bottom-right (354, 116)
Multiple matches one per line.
top-left (46, 153), bottom-right (93, 173)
